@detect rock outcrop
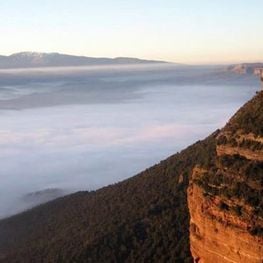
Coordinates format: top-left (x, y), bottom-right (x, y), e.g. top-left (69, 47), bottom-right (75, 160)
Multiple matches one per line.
top-left (188, 171), bottom-right (263, 263)
top-left (188, 92), bottom-right (263, 262)
top-left (216, 144), bottom-right (263, 162)
top-left (227, 63), bottom-right (263, 75)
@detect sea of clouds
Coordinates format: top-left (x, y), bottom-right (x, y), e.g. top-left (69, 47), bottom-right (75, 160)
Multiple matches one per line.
top-left (0, 64), bottom-right (259, 218)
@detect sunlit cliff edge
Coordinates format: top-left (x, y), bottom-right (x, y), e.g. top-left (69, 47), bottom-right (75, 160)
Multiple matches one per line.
top-left (188, 91), bottom-right (263, 262)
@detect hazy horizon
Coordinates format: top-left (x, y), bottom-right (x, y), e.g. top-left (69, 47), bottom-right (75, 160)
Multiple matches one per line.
top-left (1, 51), bottom-right (262, 66)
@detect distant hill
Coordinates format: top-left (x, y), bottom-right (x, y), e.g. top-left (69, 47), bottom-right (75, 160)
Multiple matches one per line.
top-left (0, 92), bottom-right (262, 262)
top-left (0, 52), bottom-right (169, 69)
top-left (227, 62), bottom-right (263, 75)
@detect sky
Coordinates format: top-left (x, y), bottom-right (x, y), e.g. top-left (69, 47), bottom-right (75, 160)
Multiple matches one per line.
top-left (0, 0), bottom-right (263, 64)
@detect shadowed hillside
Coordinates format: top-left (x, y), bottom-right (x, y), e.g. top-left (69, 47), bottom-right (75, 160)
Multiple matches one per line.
top-left (0, 131), bottom-right (218, 262)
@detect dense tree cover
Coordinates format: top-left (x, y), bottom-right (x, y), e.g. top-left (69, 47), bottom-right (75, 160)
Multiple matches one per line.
top-left (226, 91), bottom-right (263, 136)
top-left (195, 162), bottom-right (263, 236)
top-left (0, 133), bottom-right (217, 263)
top-left (218, 155), bottom-right (263, 182)
top-left (217, 91), bottom-right (263, 153)
top-left (217, 135), bottom-right (263, 151)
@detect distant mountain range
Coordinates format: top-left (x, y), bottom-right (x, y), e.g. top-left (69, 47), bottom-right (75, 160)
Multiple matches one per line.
top-left (0, 52), bottom-right (169, 69)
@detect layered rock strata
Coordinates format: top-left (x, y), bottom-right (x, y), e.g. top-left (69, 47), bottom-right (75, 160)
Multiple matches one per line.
top-left (188, 92), bottom-right (263, 262)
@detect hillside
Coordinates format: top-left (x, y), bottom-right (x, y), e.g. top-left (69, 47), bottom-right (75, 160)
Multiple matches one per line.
top-left (0, 92), bottom-right (262, 262)
top-left (0, 52), bottom-right (168, 69)
top-left (0, 133), bottom-right (217, 262)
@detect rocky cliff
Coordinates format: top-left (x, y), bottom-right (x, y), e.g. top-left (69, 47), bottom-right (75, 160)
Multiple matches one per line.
top-left (188, 91), bottom-right (263, 262)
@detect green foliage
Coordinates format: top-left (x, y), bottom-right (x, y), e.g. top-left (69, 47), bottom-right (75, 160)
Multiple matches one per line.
top-left (226, 91), bottom-right (263, 136)
top-left (239, 139), bottom-right (263, 151)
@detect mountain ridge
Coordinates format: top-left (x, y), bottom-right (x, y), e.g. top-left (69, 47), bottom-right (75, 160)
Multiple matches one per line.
top-left (0, 52), bottom-right (170, 69)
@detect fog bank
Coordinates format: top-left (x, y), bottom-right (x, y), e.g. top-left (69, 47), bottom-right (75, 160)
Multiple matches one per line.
top-left (0, 65), bottom-right (259, 218)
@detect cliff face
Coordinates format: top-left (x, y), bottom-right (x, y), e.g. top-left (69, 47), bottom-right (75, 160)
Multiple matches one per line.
top-left (188, 92), bottom-right (263, 262)
top-left (188, 169), bottom-right (262, 263)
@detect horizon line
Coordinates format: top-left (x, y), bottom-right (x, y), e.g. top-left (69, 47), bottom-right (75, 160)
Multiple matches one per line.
top-left (1, 50), bottom-right (263, 66)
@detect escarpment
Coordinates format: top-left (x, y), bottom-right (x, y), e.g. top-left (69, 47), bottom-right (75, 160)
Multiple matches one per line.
top-left (188, 91), bottom-right (263, 262)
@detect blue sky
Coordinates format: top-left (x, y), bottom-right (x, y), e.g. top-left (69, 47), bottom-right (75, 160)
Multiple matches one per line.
top-left (1, 0), bottom-right (263, 64)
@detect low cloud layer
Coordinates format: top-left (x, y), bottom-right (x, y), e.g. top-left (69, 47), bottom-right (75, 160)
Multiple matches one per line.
top-left (0, 65), bottom-right (259, 218)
